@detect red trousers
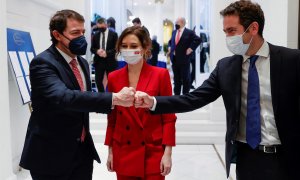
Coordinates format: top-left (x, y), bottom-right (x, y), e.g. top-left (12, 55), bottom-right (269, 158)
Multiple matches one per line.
top-left (117, 173), bottom-right (165, 180)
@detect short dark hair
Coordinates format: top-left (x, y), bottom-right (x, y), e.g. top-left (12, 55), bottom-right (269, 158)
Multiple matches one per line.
top-left (97, 17), bottom-right (107, 24)
top-left (220, 0), bottom-right (265, 37)
top-left (107, 17), bottom-right (116, 28)
top-left (116, 26), bottom-right (152, 59)
top-left (49, 9), bottom-right (85, 44)
top-left (132, 17), bottom-right (141, 24)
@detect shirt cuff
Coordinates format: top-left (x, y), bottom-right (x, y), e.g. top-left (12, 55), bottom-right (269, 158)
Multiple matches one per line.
top-left (111, 94), bottom-right (115, 109)
top-left (150, 96), bottom-right (157, 111)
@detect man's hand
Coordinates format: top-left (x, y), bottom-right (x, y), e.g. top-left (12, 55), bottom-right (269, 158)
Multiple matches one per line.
top-left (102, 51), bottom-right (107, 58)
top-left (186, 48), bottom-right (193, 55)
top-left (97, 49), bottom-right (107, 57)
top-left (97, 49), bottom-right (104, 56)
top-left (112, 87), bottom-right (135, 107)
top-left (134, 91), bottom-right (154, 109)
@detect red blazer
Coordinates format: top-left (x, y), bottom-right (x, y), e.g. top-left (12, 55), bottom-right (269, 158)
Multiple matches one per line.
top-left (104, 62), bottom-right (176, 177)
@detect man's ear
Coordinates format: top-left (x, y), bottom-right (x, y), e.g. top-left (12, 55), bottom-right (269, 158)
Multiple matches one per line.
top-left (52, 30), bottom-right (61, 42)
top-left (250, 21), bottom-right (259, 35)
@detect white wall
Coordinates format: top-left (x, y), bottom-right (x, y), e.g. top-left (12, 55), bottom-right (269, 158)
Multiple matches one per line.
top-left (6, 0), bottom-right (88, 174)
top-left (0, 0), bottom-right (17, 179)
top-left (210, 0), bottom-right (298, 68)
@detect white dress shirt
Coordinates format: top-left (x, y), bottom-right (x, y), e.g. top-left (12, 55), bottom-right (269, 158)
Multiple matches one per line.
top-left (236, 40), bottom-right (281, 145)
top-left (56, 47), bottom-right (87, 91)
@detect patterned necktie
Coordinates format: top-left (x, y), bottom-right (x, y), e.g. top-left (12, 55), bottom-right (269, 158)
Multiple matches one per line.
top-left (69, 59), bottom-right (86, 142)
top-left (246, 55), bottom-right (261, 149)
top-left (101, 32), bottom-right (105, 50)
top-left (175, 30), bottom-right (181, 45)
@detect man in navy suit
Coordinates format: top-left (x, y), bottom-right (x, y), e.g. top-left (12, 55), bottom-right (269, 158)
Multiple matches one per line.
top-left (135, 1), bottom-right (300, 180)
top-left (19, 10), bottom-right (135, 180)
top-left (169, 17), bottom-right (201, 95)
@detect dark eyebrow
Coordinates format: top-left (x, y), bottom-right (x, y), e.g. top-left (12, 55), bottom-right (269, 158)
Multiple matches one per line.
top-left (223, 27), bottom-right (236, 32)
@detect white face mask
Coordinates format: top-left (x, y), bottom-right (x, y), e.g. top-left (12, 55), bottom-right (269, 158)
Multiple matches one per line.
top-left (226, 25), bottom-right (253, 55)
top-left (121, 49), bottom-right (143, 65)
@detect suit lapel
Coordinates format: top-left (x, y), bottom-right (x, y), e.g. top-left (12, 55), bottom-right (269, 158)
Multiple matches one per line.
top-left (136, 62), bottom-right (152, 93)
top-left (48, 45), bottom-right (80, 90)
top-left (118, 66), bottom-right (144, 128)
top-left (136, 62), bottom-right (153, 125)
top-left (269, 43), bottom-right (281, 114)
top-left (177, 28), bottom-right (187, 45)
top-left (233, 55), bottom-right (243, 119)
top-left (107, 31), bottom-right (111, 48)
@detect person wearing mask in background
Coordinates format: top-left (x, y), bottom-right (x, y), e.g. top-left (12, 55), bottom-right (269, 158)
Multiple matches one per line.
top-left (135, 1), bottom-right (300, 180)
top-left (132, 17), bottom-right (150, 37)
top-left (169, 17), bottom-right (201, 95)
top-left (148, 35), bottom-right (160, 66)
top-left (107, 17), bottom-right (116, 32)
top-left (105, 26), bottom-right (176, 180)
top-left (19, 9), bottom-right (135, 180)
top-left (199, 25), bottom-right (208, 73)
top-left (91, 17), bottom-right (118, 92)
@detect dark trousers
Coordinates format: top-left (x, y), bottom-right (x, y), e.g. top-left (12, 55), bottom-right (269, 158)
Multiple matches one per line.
top-left (94, 61), bottom-right (117, 92)
top-left (200, 49), bottom-right (206, 73)
top-left (190, 54), bottom-right (195, 86)
top-left (236, 142), bottom-right (286, 180)
top-left (172, 60), bottom-right (190, 95)
top-left (30, 141), bottom-right (94, 180)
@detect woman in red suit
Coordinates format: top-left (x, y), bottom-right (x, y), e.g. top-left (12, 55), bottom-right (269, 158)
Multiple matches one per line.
top-left (105, 26), bottom-right (176, 180)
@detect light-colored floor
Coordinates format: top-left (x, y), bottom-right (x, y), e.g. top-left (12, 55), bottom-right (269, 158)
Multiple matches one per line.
top-left (17, 144), bottom-right (236, 180)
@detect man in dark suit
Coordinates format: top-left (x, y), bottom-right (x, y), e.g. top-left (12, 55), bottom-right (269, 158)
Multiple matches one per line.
top-left (199, 26), bottom-right (208, 73)
top-left (148, 35), bottom-right (160, 66)
top-left (19, 10), bottom-right (135, 180)
top-left (135, 1), bottom-right (300, 180)
top-left (169, 17), bottom-right (201, 95)
top-left (91, 18), bottom-right (118, 92)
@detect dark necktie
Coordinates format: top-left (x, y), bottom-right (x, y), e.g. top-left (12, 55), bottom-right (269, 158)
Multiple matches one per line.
top-left (101, 32), bottom-right (105, 50)
top-left (246, 55), bottom-right (261, 149)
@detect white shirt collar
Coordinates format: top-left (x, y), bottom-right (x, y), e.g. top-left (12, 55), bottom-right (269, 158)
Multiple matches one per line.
top-left (242, 40), bottom-right (269, 63)
top-left (55, 46), bottom-right (77, 64)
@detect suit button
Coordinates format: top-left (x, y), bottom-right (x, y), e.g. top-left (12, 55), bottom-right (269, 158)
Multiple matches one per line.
top-left (231, 140), bottom-right (234, 144)
top-left (141, 141), bottom-right (145, 146)
top-left (76, 138), bottom-right (81, 142)
top-left (126, 125), bottom-right (130, 130)
top-left (140, 127), bottom-right (143, 131)
top-left (127, 141), bottom-right (131, 145)
top-left (119, 111), bottom-right (122, 115)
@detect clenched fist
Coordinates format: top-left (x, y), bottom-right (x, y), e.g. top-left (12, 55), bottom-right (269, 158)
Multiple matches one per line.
top-left (112, 87), bottom-right (135, 107)
top-left (134, 91), bottom-right (154, 109)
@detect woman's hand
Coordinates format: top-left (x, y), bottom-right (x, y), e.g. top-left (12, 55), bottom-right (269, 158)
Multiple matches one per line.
top-left (106, 147), bottom-right (114, 172)
top-left (160, 146), bottom-right (172, 176)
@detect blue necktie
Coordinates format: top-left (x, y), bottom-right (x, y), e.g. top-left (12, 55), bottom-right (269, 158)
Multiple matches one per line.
top-left (246, 55), bottom-right (261, 149)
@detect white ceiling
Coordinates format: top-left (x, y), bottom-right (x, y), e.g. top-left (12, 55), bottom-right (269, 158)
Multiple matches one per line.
top-left (126, 0), bottom-right (174, 12)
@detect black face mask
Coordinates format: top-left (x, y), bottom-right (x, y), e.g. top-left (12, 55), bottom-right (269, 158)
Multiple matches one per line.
top-left (99, 27), bottom-right (107, 33)
top-left (62, 34), bottom-right (88, 55)
top-left (175, 24), bottom-right (180, 30)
